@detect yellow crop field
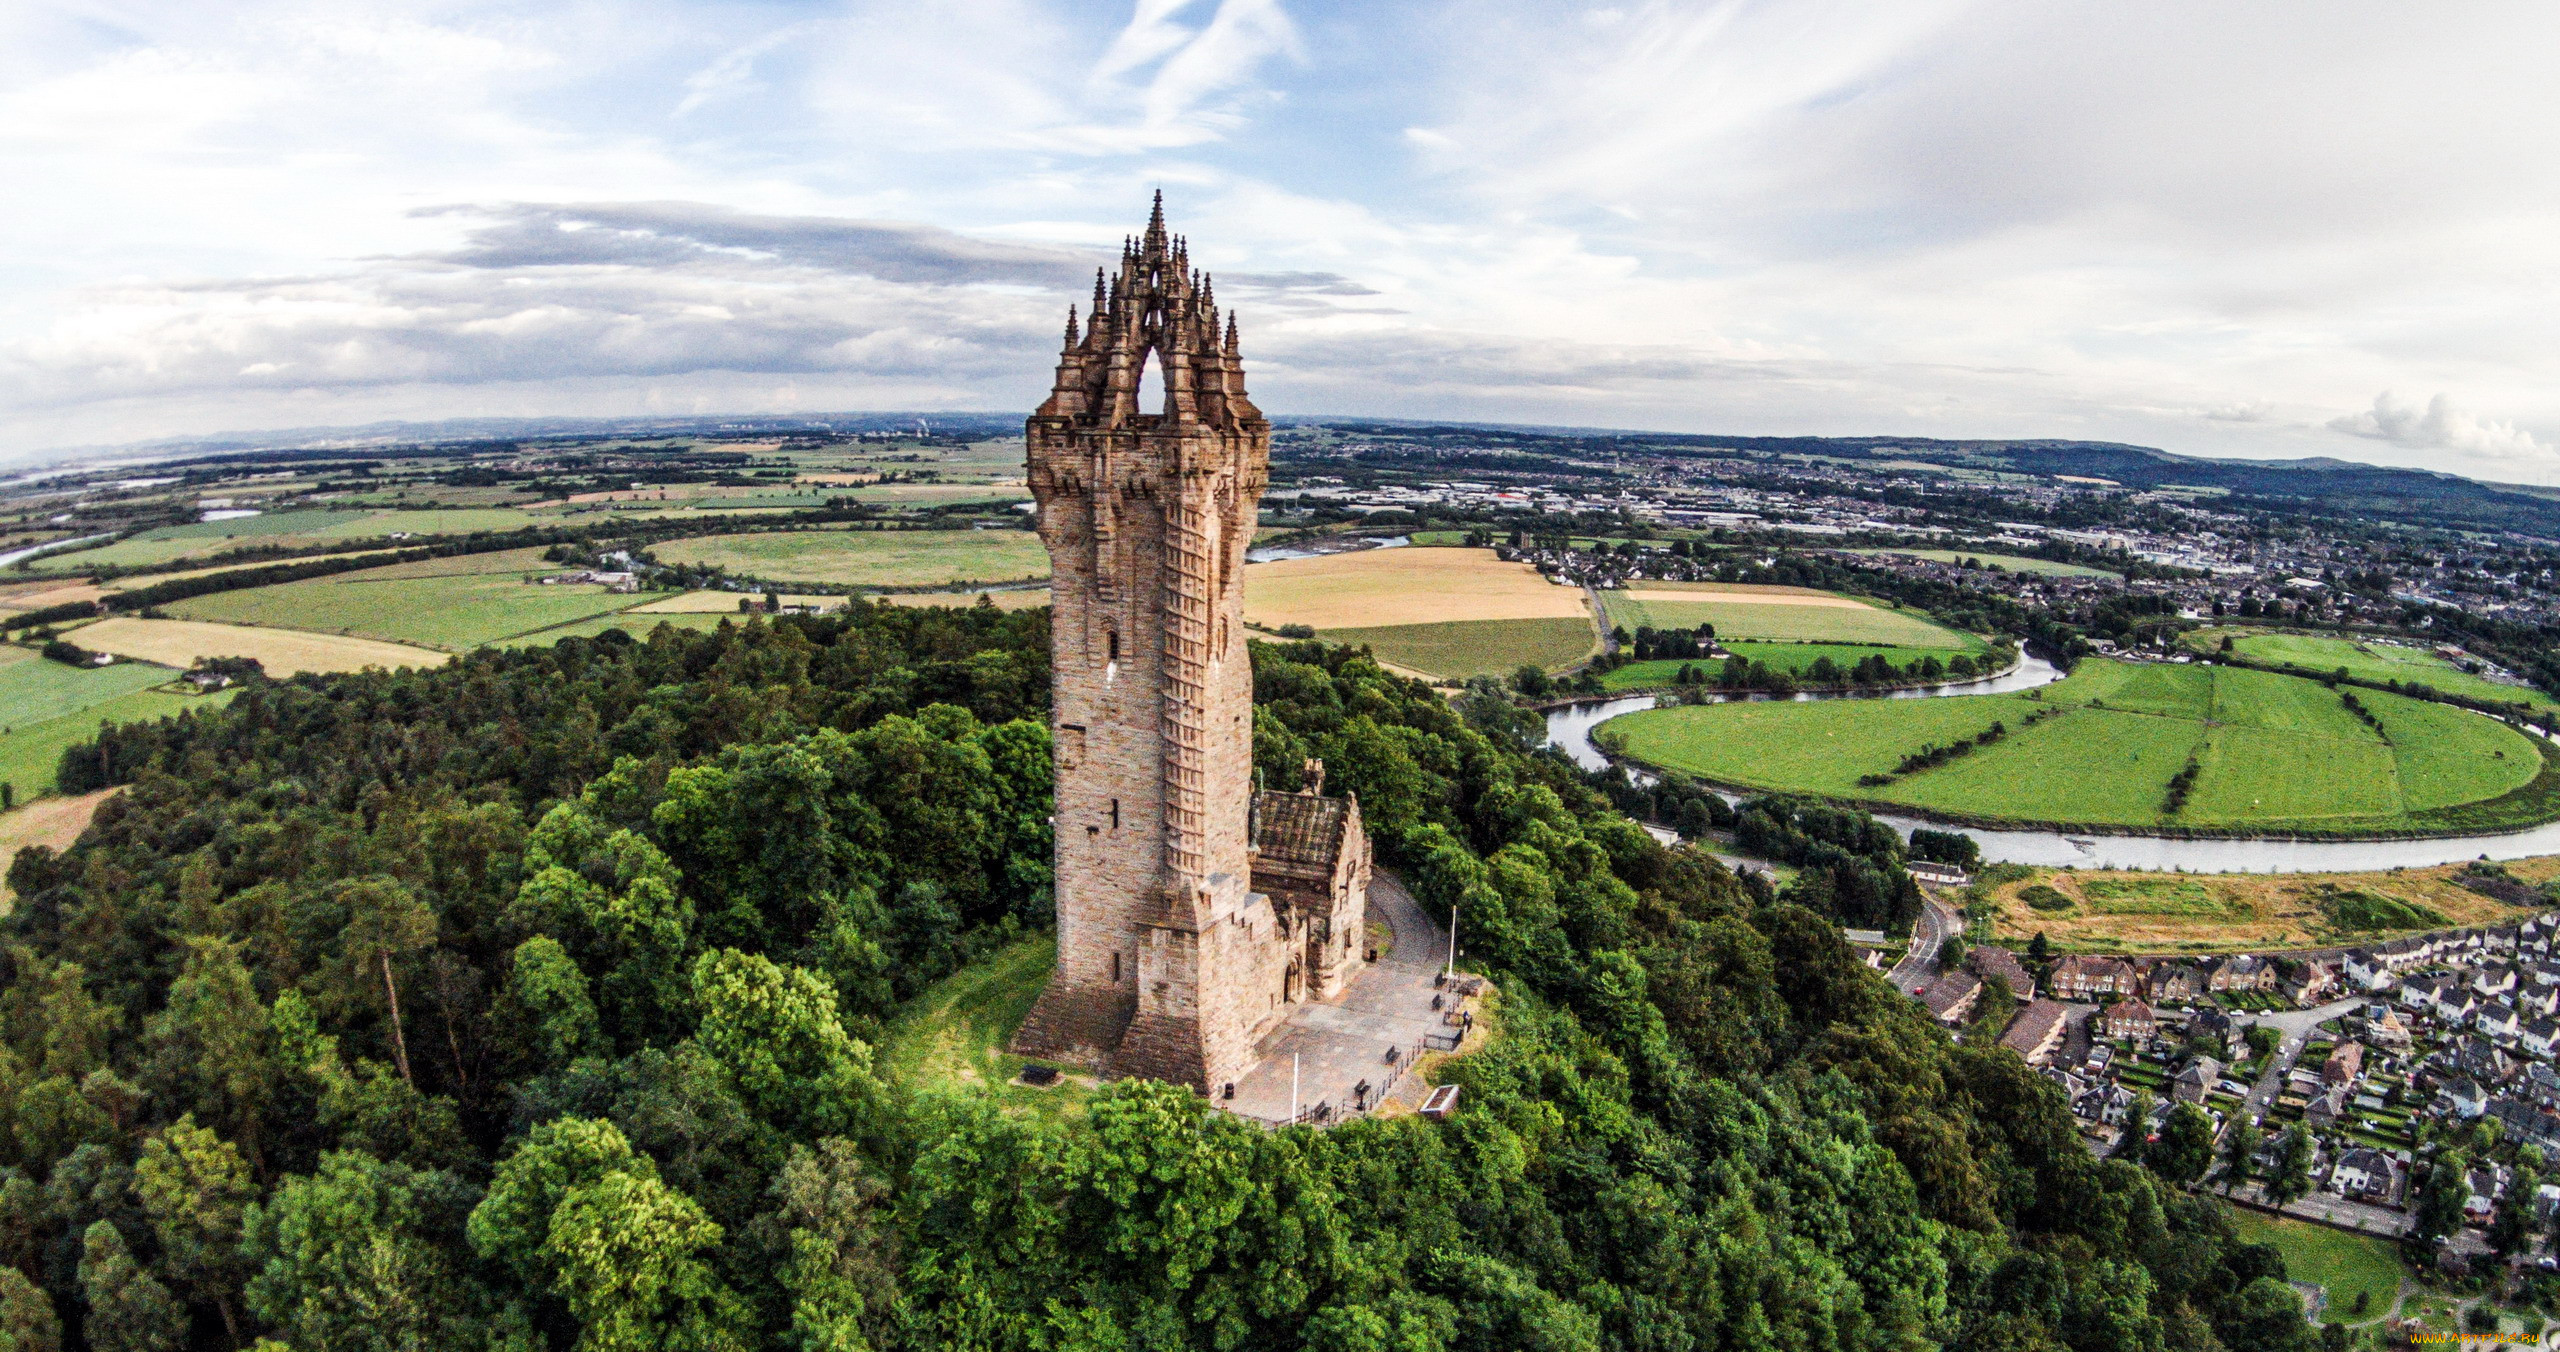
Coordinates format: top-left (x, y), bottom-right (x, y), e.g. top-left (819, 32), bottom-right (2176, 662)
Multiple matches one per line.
top-left (74, 617), bottom-right (451, 676)
top-left (0, 789), bottom-right (119, 909)
top-left (1243, 548), bottom-right (1587, 630)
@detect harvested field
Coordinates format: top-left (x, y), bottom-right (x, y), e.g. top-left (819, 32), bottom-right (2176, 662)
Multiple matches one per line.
top-left (0, 789), bottom-right (120, 909)
top-left (74, 617), bottom-right (450, 676)
top-left (0, 581), bottom-right (111, 612)
top-left (655, 529), bottom-right (1049, 588)
top-left (1243, 547), bottom-right (1588, 630)
top-left (1984, 858), bottom-right (2544, 954)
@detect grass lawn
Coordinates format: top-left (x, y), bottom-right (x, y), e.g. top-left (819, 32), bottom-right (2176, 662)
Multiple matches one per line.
top-left (2222, 1206), bottom-right (2403, 1324)
top-left (1600, 582), bottom-right (1976, 648)
top-left (877, 936), bottom-right (1092, 1123)
top-left (654, 529), bottom-right (1049, 588)
top-left (1844, 547), bottom-right (2122, 579)
top-left (1601, 658), bottom-right (2552, 834)
top-left (0, 687), bottom-right (237, 801)
top-left (1320, 616), bottom-right (1599, 681)
top-left (2188, 628), bottom-right (2560, 714)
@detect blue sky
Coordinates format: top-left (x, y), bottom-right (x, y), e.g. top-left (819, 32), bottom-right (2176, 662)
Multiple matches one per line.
top-left (6, 1), bottom-right (2560, 482)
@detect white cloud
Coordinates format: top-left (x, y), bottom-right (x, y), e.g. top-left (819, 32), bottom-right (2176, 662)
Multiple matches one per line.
top-left (2327, 392), bottom-right (2546, 462)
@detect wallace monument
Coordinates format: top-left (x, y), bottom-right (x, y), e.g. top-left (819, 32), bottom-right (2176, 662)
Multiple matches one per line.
top-left (1011, 196), bottom-right (1375, 1095)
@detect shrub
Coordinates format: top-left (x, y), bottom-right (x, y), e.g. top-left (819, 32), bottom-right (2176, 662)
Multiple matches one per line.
top-left (2021, 884), bottom-right (2075, 913)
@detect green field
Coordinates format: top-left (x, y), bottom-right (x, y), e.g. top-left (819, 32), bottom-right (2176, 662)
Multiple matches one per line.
top-left (168, 556), bottom-right (650, 651)
top-left (2222, 1208), bottom-right (2401, 1325)
top-left (654, 529), bottom-right (1049, 588)
top-left (0, 687), bottom-right (237, 801)
top-left (1322, 617), bottom-right (1597, 680)
top-left (1598, 640), bottom-right (1998, 691)
top-left (1601, 658), bottom-right (2554, 834)
top-left (1843, 548), bottom-right (2120, 579)
top-left (1601, 586), bottom-right (1976, 648)
top-left (0, 650), bottom-right (173, 729)
top-left (2191, 628), bottom-right (2560, 713)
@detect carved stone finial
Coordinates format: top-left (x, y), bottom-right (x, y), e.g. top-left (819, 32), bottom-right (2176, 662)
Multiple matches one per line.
top-left (1302, 757), bottom-right (1326, 796)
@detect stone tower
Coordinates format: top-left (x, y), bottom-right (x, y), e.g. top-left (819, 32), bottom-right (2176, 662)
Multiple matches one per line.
top-left (1011, 194), bottom-right (1293, 1093)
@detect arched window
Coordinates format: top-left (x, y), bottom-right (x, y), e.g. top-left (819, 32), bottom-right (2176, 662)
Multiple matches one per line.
top-left (1136, 345), bottom-right (1165, 414)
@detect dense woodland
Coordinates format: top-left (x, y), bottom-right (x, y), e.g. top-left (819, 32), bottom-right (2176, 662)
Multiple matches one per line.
top-left (0, 604), bottom-right (2321, 1350)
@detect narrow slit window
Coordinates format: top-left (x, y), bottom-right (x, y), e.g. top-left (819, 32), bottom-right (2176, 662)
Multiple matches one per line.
top-left (1110, 799), bottom-right (1120, 831)
top-left (1112, 951), bottom-right (1122, 982)
top-left (1107, 630), bottom-right (1120, 661)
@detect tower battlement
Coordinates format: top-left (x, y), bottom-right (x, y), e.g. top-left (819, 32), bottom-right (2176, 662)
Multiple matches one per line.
top-left (1012, 196), bottom-right (1367, 1094)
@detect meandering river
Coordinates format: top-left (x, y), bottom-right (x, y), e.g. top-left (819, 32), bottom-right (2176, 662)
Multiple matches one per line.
top-left (1543, 655), bottom-right (2560, 873)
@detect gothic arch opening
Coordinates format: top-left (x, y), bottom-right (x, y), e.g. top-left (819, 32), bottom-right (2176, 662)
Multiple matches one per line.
top-left (1136, 345), bottom-right (1165, 415)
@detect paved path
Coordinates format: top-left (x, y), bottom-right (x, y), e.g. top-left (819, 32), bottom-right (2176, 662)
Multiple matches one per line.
top-left (2237, 997), bottom-right (2363, 1123)
top-left (1890, 893), bottom-right (1962, 995)
top-left (1585, 585), bottom-right (1619, 656)
top-left (1224, 873), bottom-right (1461, 1124)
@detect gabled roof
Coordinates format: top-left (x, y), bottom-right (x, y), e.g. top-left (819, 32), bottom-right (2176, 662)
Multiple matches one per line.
top-left (1252, 790), bottom-right (1356, 876)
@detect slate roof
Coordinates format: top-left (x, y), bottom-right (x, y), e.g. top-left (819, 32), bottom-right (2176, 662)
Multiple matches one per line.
top-left (1252, 791), bottom-right (1354, 876)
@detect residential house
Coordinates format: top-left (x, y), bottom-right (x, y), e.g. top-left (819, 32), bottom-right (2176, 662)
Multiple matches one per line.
top-left (2170, 1056), bottom-right (2224, 1105)
top-left (2102, 998), bottom-right (2157, 1042)
top-left (2530, 961), bottom-right (2560, 988)
top-left (2207, 954), bottom-right (2276, 993)
top-left (2321, 1041), bottom-right (2365, 1088)
top-left (2478, 1005), bottom-right (2522, 1043)
top-left (2330, 1147), bottom-right (2401, 1203)
top-left (1920, 969), bottom-right (1983, 1026)
top-left (2189, 1006), bottom-right (2238, 1057)
top-left (2303, 1086), bottom-right (2352, 1130)
top-left (2474, 965), bottom-right (2519, 999)
top-left (2463, 1167), bottom-right (2506, 1225)
top-left (2145, 963), bottom-right (2206, 1005)
top-left (2076, 1081), bottom-right (2137, 1127)
top-left (2520, 983), bottom-right (2560, 1020)
top-left (2487, 1097), bottom-right (2560, 1153)
top-left (2373, 935), bottom-right (2431, 970)
top-left (2522, 1017), bottom-right (2560, 1059)
top-left (2342, 949), bottom-right (2395, 991)
top-left (2442, 1076), bottom-right (2490, 1120)
top-left (2000, 998), bottom-right (2071, 1066)
top-left (2365, 1008), bottom-right (2413, 1051)
top-left (2279, 962), bottom-right (2337, 1005)
top-left (1968, 946), bottom-right (2037, 1003)
top-left (2053, 956), bottom-right (2139, 1002)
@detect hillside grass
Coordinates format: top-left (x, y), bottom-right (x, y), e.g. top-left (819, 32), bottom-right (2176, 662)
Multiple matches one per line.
top-left (1597, 640), bottom-right (1999, 691)
top-left (0, 650), bottom-right (172, 728)
top-left (1984, 858), bottom-right (2545, 953)
top-left (1600, 658), bottom-right (2550, 835)
top-left (654, 529), bottom-right (1049, 588)
top-left (878, 936), bottom-right (1092, 1123)
top-left (168, 560), bottom-right (650, 650)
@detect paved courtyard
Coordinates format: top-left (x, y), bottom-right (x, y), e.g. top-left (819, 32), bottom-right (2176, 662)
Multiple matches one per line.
top-left (1224, 872), bottom-right (1469, 1124)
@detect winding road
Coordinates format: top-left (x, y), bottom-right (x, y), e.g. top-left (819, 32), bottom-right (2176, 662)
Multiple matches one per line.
top-left (1890, 894), bottom-right (1964, 995)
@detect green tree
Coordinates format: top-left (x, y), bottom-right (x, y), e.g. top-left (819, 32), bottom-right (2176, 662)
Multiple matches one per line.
top-left (0, 1265), bottom-right (59, 1352)
top-left (468, 1117), bottom-right (744, 1352)
top-left (336, 878), bottom-right (438, 1086)
top-left (688, 950), bottom-right (879, 1141)
top-left (142, 938), bottom-right (277, 1168)
top-left (762, 1138), bottom-right (903, 1352)
top-left (2413, 1151), bottom-right (2470, 1242)
top-left (2117, 1089), bottom-right (2155, 1163)
top-left (242, 1151), bottom-right (485, 1352)
top-left (2266, 1125), bottom-right (2315, 1206)
top-left (133, 1117), bottom-right (256, 1347)
top-left (2148, 1103), bottom-right (2215, 1186)
top-left (510, 936), bottom-right (603, 1068)
top-left (2220, 1118), bottom-right (2262, 1196)
top-left (77, 1221), bottom-right (183, 1352)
